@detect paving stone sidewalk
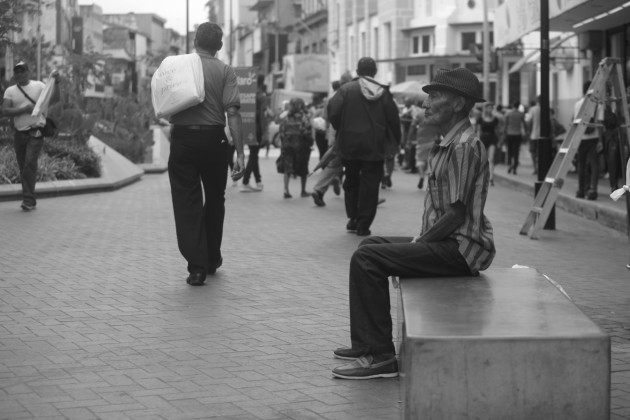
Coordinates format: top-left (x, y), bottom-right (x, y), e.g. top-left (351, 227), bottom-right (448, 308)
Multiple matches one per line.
top-left (1, 150), bottom-right (630, 419)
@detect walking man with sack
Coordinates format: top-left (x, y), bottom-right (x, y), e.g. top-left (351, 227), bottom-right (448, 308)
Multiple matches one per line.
top-left (168, 22), bottom-right (245, 286)
top-left (327, 57), bottom-right (401, 236)
top-left (2, 61), bottom-right (60, 211)
top-left (332, 68), bottom-right (495, 380)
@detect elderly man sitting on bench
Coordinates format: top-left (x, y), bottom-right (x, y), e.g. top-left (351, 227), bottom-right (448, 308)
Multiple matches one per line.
top-left (332, 67), bottom-right (496, 380)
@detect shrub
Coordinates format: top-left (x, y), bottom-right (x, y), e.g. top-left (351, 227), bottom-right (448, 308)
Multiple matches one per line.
top-left (44, 138), bottom-right (101, 178)
top-left (0, 145), bottom-right (20, 184)
top-left (0, 138), bottom-right (100, 185)
top-left (37, 153), bottom-right (84, 181)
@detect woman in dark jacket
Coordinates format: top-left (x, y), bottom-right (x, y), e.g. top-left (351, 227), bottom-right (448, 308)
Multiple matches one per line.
top-left (278, 98), bottom-right (313, 198)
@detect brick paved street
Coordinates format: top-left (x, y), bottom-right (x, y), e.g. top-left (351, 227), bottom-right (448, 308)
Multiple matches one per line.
top-left (2, 150), bottom-right (630, 419)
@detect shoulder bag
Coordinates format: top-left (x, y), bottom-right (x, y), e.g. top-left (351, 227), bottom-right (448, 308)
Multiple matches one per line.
top-left (16, 84), bottom-right (58, 138)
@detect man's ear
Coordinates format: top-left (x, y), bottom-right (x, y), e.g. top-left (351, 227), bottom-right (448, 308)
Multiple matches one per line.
top-left (451, 95), bottom-right (466, 113)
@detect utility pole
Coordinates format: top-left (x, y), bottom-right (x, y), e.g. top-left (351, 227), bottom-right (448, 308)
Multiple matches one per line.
top-left (186, 0), bottom-right (189, 53)
top-left (275, 1), bottom-right (280, 72)
top-left (537, 0), bottom-right (555, 229)
top-left (482, 0), bottom-right (490, 101)
top-left (37, 0), bottom-right (42, 80)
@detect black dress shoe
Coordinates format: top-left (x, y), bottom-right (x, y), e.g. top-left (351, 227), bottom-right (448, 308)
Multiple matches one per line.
top-left (356, 228), bottom-right (371, 237)
top-left (346, 219), bottom-right (358, 232)
top-left (208, 257), bottom-right (223, 275)
top-left (186, 272), bottom-right (206, 286)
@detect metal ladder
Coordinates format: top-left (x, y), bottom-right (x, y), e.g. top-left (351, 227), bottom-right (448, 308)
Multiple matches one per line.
top-left (520, 57), bottom-right (630, 239)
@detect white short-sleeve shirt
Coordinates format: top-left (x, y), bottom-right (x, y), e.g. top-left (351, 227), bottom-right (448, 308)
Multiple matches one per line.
top-left (3, 81), bottom-right (46, 131)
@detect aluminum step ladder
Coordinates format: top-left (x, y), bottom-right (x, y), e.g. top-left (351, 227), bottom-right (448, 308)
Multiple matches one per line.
top-left (520, 57), bottom-right (630, 239)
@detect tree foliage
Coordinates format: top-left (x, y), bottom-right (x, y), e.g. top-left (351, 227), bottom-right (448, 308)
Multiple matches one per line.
top-left (0, 0), bottom-right (37, 49)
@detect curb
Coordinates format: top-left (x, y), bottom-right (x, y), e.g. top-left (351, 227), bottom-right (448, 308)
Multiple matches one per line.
top-left (494, 172), bottom-right (628, 233)
top-left (0, 135), bottom-right (144, 202)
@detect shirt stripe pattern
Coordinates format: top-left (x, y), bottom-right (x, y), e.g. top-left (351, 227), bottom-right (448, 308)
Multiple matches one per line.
top-left (421, 119), bottom-right (496, 274)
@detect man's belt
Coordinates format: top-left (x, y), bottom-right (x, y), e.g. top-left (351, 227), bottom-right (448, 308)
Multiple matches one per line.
top-left (175, 125), bottom-right (223, 131)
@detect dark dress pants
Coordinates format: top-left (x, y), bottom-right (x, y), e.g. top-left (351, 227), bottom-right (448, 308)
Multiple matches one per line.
top-left (349, 236), bottom-right (471, 355)
top-left (14, 131), bottom-right (44, 206)
top-left (243, 144), bottom-right (261, 185)
top-left (342, 159), bottom-right (384, 231)
top-left (576, 138), bottom-right (599, 195)
top-left (506, 135), bottom-right (521, 171)
top-left (168, 126), bottom-right (228, 274)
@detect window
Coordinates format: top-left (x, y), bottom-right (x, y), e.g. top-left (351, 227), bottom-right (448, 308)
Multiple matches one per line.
top-left (461, 32), bottom-right (476, 52)
top-left (412, 36), bottom-right (420, 54)
top-left (422, 35), bottom-right (431, 53)
top-left (408, 65), bottom-right (427, 75)
top-left (373, 27), bottom-right (379, 59)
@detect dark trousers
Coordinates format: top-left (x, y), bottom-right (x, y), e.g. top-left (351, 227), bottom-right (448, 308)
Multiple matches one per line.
top-left (505, 135), bottom-right (521, 171)
top-left (315, 131), bottom-right (328, 160)
top-left (14, 131), bottom-right (44, 206)
top-left (604, 129), bottom-right (622, 191)
top-left (243, 145), bottom-right (261, 185)
top-left (168, 126), bottom-right (228, 274)
top-left (342, 159), bottom-right (384, 231)
top-left (349, 236), bottom-right (471, 355)
top-left (576, 138), bottom-right (599, 195)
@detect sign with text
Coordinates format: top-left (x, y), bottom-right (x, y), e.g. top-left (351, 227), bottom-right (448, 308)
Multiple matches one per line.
top-left (235, 67), bottom-right (258, 146)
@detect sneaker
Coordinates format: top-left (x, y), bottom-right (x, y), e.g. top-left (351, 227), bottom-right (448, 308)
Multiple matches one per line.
top-left (312, 191), bottom-right (325, 207)
top-left (240, 183), bottom-right (261, 192)
top-left (346, 219), bottom-right (357, 232)
top-left (256, 182), bottom-right (264, 191)
top-left (333, 347), bottom-right (367, 360)
top-left (332, 178), bottom-right (341, 196)
top-left (20, 202), bottom-right (36, 211)
top-left (332, 355), bottom-right (398, 380)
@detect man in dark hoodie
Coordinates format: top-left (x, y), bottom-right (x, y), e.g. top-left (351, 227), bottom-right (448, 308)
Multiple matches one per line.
top-left (327, 57), bottom-right (401, 236)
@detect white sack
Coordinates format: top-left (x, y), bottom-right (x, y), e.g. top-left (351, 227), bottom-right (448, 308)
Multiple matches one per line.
top-left (32, 73), bottom-right (56, 117)
top-left (151, 53), bottom-right (205, 119)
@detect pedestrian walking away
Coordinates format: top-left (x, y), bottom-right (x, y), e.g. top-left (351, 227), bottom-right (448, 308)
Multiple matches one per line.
top-left (167, 22), bottom-right (245, 286)
top-left (277, 98), bottom-right (313, 198)
top-left (503, 101), bottom-right (527, 175)
top-left (2, 61), bottom-right (61, 211)
top-left (241, 74), bottom-right (268, 192)
top-left (327, 57), bottom-right (401, 236)
top-left (574, 81), bottom-right (602, 201)
top-left (475, 102), bottom-right (499, 185)
top-left (332, 67), bottom-right (495, 380)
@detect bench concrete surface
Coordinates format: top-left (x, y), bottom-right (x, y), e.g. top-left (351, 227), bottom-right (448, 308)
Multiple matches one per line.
top-left (399, 268), bottom-right (610, 420)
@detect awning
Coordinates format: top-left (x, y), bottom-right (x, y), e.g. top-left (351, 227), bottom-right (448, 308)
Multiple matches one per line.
top-left (495, 0), bottom-right (630, 48)
top-left (508, 33), bottom-right (577, 74)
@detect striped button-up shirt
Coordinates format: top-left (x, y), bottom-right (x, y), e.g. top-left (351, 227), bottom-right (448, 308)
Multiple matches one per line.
top-left (421, 118), bottom-right (496, 274)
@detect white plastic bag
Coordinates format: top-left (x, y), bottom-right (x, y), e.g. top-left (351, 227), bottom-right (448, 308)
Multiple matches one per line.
top-left (151, 53), bottom-right (205, 119)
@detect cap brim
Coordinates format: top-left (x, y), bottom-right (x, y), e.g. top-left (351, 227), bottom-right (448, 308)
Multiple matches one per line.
top-left (422, 83), bottom-right (486, 103)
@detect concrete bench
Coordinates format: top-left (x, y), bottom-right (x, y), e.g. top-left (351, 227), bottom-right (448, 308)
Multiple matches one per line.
top-left (397, 268), bottom-right (610, 420)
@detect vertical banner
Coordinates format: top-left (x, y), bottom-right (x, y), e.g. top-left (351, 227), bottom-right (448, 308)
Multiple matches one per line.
top-left (235, 67), bottom-right (258, 146)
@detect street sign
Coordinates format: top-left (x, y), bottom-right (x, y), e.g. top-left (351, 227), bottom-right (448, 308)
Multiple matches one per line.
top-left (235, 67), bottom-right (258, 146)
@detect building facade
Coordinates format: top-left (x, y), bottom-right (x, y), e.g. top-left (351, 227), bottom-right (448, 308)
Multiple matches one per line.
top-left (329, 0), bottom-right (498, 100)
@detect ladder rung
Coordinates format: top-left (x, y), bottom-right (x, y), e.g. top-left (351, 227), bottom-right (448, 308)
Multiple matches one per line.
top-left (559, 148), bottom-right (569, 153)
top-left (532, 207), bottom-right (543, 214)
